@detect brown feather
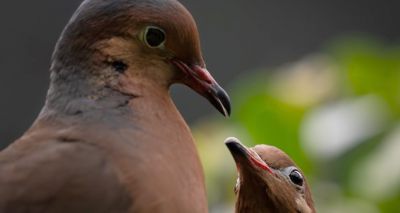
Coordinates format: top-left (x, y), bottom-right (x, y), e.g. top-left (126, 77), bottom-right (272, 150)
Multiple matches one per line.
top-left (226, 139), bottom-right (315, 213)
top-left (0, 0), bottom-right (219, 212)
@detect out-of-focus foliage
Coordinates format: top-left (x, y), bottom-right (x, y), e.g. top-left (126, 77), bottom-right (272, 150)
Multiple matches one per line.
top-left (193, 36), bottom-right (400, 213)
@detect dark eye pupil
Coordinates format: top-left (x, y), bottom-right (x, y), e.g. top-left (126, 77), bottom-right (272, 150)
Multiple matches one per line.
top-left (146, 28), bottom-right (165, 47)
top-left (289, 170), bottom-right (304, 186)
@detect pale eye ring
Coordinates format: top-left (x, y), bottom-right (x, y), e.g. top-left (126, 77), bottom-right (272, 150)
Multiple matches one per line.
top-left (143, 26), bottom-right (166, 48)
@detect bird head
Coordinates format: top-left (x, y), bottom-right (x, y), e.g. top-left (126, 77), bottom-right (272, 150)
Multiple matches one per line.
top-left (51, 0), bottom-right (230, 116)
top-left (225, 137), bottom-right (315, 213)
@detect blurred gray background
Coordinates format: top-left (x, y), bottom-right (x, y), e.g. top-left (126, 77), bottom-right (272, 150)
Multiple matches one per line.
top-left (1, 0), bottom-right (399, 147)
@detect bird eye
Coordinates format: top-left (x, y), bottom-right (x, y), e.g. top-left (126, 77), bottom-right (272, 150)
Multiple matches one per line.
top-left (143, 26), bottom-right (166, 48)
top-left (289, 170), bottom-right (304, 186)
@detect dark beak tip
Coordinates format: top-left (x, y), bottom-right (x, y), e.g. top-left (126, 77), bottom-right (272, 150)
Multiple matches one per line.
top-left (214, 85), bottom-right (231, 117)
top-left (225, 137), bottom-right (241, 146)
top-left (225, 137), bottom-right (247, 155)
top-left (225, 137), bottom-right (251, 168)
top-left (222, 93), bottom-right (231, 117)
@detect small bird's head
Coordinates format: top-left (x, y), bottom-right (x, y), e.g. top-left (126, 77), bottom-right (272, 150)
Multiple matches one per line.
top-left (51, 0), bottom-right (230, 116)
top-left (225, 137), bottom-right (315, 213)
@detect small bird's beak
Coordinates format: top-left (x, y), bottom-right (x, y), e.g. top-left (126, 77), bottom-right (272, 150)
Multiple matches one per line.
top-left (225, 137), bottom-right (273, 174)
top-left (172, 59), bottom-right (231, 117)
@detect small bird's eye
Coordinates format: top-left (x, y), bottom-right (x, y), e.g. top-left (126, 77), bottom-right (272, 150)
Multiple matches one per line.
top-left (144, 26), bottom-right (166, 48)
top-left (289, 170), bottom-right (304, 186)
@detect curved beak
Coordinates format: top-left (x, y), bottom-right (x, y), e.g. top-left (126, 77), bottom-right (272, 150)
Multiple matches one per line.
top-left (172, 59), bottom-right (231, 117)
top-left (225, 137), bottom-right (273, 174)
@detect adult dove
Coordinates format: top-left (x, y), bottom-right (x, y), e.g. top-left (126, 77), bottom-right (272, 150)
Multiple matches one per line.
top-left (0, 0), bottom-right (231, 212)
top-left (225, 138), bottom-right (315, 213)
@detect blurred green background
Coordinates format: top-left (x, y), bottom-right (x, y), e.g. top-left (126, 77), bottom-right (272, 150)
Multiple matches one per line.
top-left (193, 36), bottom-right (400, 213)
top-left (0, 1), bottom-right (399, 212)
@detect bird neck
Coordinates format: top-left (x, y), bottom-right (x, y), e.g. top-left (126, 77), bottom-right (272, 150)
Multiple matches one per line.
top-left (42, 72), bottom-right (129, 117)
top-left (39, 63), bottom-right (178, 127)
top-left (236, 174), bottom-right (303, 213)
top-left (236, 179), bottom-right (275, 213)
